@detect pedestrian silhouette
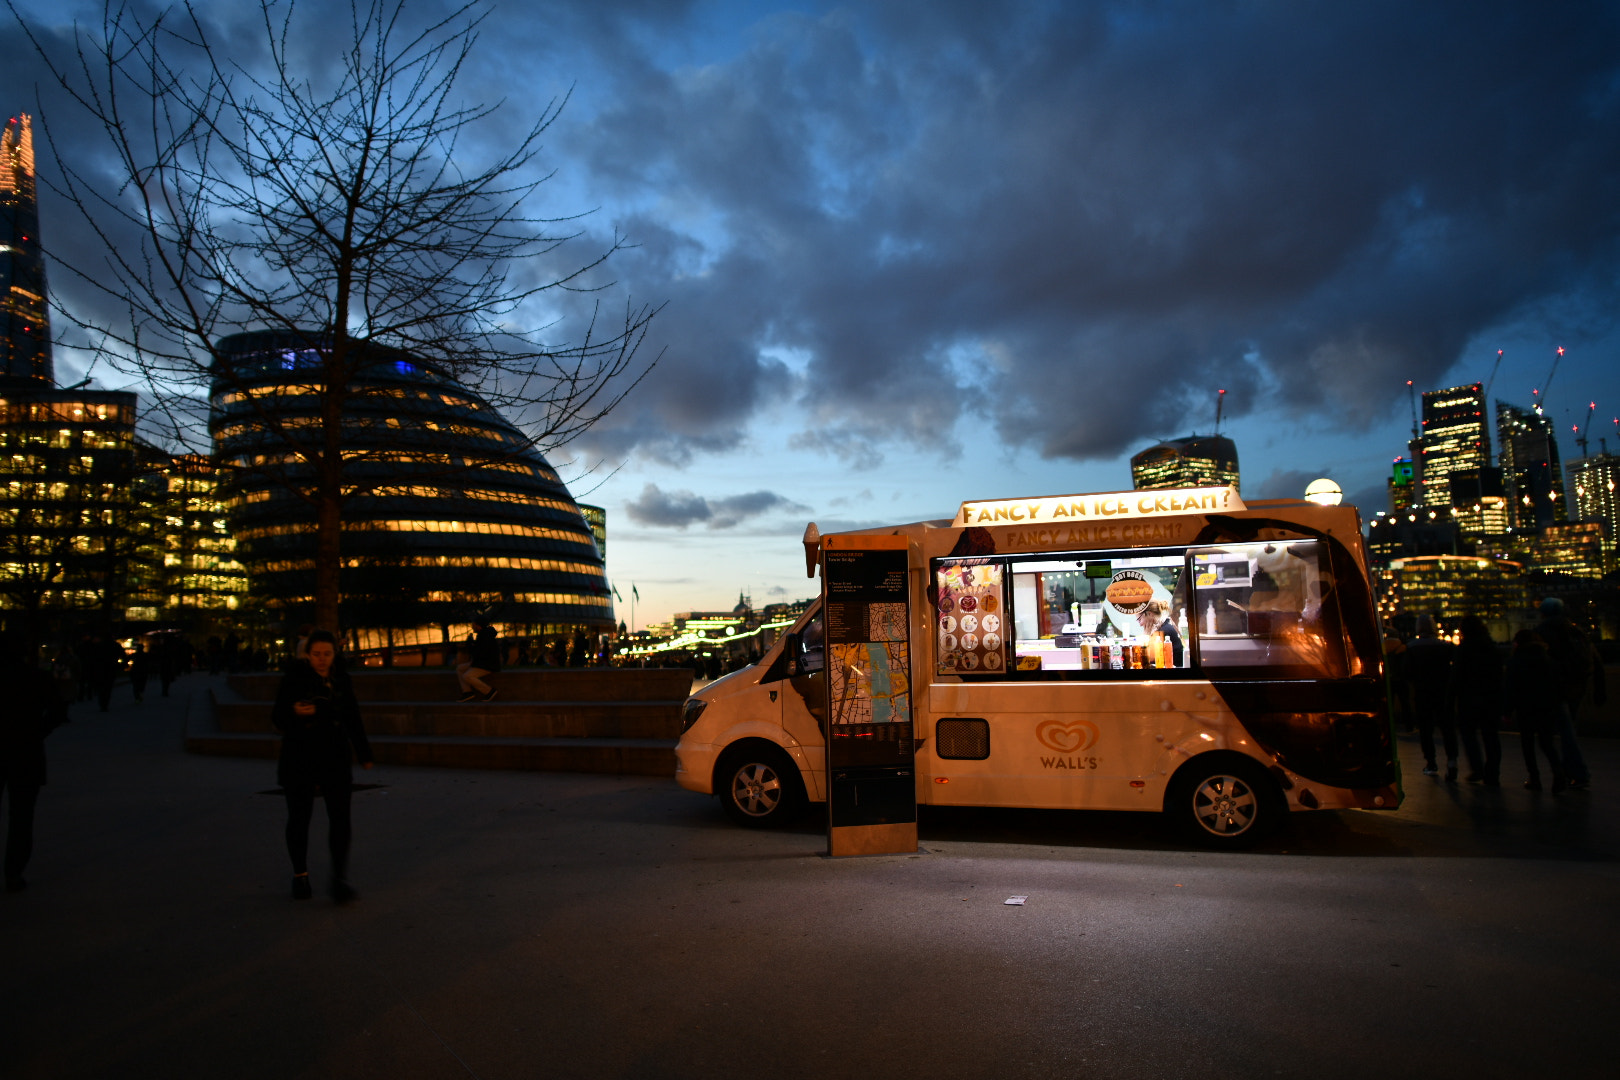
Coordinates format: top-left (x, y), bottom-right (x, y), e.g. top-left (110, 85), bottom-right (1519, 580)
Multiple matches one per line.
top-left (272, 630), bottom-right (373, 902)
top-left (1506, 629), bottom-right (1567, 792)
top-left (1534, 597), bottom-right (1602, 790)
top-left (1453, 616), bottom-right (1503, 786)
top-left (1404, 615), bottom-right (1458, 780)
top-left (1, 633), bottom-right (70, 892)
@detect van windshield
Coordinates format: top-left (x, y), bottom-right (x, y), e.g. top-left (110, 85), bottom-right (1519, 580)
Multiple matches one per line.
top-left (1189, 539), bottom-right (1349, 679)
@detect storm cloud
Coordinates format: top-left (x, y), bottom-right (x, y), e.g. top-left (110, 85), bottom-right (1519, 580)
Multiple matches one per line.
top-left (8, 0), bottom-right (1619, 473)
top-left (554, 0), bottom-right (1620, 465)
top-left (623, 482), bottom-right (808, 528)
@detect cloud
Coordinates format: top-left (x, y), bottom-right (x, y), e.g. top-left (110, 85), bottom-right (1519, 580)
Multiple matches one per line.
top-left (11, 0), bottom-right (1620, 477)
top-left (622, 482), bottom-right (808, 529)
top-left (555, 1), bottom-right (1620, 465)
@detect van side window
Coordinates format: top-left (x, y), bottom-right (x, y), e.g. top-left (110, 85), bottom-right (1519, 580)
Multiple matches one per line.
top-left (939, 547), bottom-right (1193, 679)
top-left (796, 611), bottom-right (825, 675)
top-left (1189, 539), bottom-right (1348, 679)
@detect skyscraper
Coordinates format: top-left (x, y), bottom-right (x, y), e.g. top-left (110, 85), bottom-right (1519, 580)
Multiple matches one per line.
top-left (1130, 435), bottom-right (1240, 492)
top-left (1, 114), bottom-right (52, 385)
top-left (1497, 401), bottom-right (1567, 529)
top-left (1418, 384), bottom-right (1489, 510)
top-left (1568, 451), bottom-right (1618, 573)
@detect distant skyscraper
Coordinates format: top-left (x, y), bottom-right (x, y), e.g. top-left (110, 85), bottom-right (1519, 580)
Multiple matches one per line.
top-left (1568, 452), bottom-right (1618, 572)
top-left (1418, 384), bottom-right (1489, 510)
top-left (1, 114), bottom-right (52, 385)
top-left (1387, 458), bottom-right (1416, 515)
top-left (1497, 401), bottom-right (1567, 529)
top-left (1130, 435), bottom-right (1240, 492)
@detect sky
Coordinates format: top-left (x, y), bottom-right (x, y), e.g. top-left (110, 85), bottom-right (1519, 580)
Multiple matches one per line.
top-left (7, 0), bottom-right (1620, 627)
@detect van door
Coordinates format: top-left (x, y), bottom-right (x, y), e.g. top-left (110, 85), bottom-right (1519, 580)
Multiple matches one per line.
top-left (764, 606), bottom-right (827, 800)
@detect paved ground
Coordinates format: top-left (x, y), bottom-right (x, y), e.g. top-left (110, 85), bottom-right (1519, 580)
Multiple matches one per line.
top-left (4, 675), bottom-right (1617, 1079)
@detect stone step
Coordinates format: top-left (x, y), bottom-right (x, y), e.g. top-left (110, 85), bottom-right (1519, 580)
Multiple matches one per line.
top-left (184, 731), bottom-right (675, 776)
top-left (226, 668), bottom-right (694, 703)
top-left (212, 697), bottom-right (682, 739)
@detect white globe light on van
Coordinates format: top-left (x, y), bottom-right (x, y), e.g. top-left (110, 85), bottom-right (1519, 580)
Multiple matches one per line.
top-left (1304, 478), bottom-right (1343, 506)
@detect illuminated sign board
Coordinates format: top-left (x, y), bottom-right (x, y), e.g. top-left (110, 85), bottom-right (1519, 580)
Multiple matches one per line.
top-left (952, 486), bottom-right (1245, 529)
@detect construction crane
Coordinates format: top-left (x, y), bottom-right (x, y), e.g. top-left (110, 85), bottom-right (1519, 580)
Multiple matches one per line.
top-left (1576, 402), bottom-right (1596, 458)
top-left (1483, 348), bottom-right (1504, 405)
top-left (1533, 345), bottom-right (1564, 415)
top-left (1406, 380), bottom-right (1419, 439)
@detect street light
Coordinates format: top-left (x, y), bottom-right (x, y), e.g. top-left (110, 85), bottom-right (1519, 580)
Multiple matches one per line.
top-left (1304, 478), bottom-right (1344, 506)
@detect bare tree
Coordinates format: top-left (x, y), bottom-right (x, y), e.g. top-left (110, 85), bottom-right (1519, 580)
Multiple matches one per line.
top-left (15, 0), bottom-right (659, 629)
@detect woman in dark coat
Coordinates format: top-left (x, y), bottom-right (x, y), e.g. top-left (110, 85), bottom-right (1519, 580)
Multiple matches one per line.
top-left (1452, 616), bottom-right (1503, 786)
top-left (272, 630), bottom-right (372, 901)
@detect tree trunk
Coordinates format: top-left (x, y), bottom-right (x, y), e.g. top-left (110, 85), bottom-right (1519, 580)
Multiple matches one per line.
top-left (313, 349), bottom-right (347, 632)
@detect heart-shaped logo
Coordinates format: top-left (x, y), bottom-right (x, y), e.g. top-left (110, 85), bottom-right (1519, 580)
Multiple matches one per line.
top-left (1035, 720), bottom-right (1099, 753)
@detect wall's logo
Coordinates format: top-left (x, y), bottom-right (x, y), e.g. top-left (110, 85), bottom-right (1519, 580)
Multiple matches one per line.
top-left (1035, 720), bottom-right (1099, 753)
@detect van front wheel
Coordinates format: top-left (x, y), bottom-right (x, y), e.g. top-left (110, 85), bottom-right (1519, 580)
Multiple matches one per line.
top-left (717, 745), bottom-right (804, 828)
top-left (1169, 758), bottom-right (1277, 846)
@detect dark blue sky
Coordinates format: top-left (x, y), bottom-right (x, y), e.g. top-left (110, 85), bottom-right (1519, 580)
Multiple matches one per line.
top-left (8, 0), bottom-right (1619, 615)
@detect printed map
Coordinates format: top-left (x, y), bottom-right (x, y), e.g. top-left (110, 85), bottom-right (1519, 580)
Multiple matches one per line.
top-left (829, 642), bottom-right (912, 725)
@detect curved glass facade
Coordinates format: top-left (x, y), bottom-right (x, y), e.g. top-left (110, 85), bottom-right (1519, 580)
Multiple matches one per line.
top-left (211, 331), bottom-right (614, 642)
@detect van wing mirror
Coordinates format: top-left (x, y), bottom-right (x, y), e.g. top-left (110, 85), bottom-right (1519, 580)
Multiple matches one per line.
top-left (783, 633), bottom-right (801, 677)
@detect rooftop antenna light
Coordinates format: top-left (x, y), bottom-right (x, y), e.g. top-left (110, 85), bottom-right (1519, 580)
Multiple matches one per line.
top-left (1406, 380), bottom-right (1418, 439)
top-left (1214, 388), bottom-right (1226, 434)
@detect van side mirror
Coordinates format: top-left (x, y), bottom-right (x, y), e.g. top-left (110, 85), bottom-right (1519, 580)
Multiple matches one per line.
top-left (783, 633), bottom-right (801, 677)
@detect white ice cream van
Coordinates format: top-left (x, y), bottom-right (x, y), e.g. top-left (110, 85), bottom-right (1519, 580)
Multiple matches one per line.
top-left (675, 485), bottom-right (1401, 846)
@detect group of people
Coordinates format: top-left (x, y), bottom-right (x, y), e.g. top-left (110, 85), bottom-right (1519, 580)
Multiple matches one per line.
top-left (1389, 597), bottom-right (1606, 792)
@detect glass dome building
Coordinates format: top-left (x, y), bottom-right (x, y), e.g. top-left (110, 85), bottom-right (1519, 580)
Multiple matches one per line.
top-left (210, 331), bottom-right (614, 648)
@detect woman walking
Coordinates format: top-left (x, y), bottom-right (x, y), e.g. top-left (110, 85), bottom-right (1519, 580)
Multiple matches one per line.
top-left (272, 630), bottom-right (373, 901)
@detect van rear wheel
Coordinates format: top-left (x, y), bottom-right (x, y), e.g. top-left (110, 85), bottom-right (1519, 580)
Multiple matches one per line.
top-left (1170, 758), bottom-right (1276, 847)
top-left (717, 745), bottom-right (804, 828)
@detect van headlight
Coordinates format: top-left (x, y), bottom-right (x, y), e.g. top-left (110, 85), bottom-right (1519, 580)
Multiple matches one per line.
top-left (680, 697), bottom-right (708, 733)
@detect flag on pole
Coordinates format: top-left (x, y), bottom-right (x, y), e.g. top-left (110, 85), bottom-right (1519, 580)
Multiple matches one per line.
top-left (612, 583), bottom-right (623, 602)
top-left (632, 584), bottom-right (640, 602)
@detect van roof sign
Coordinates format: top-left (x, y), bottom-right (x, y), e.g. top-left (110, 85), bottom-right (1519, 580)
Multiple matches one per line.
top-left (952, 486), bottom-right (1245, 529)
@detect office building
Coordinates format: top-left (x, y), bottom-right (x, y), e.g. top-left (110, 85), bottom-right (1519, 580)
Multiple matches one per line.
top-left (2, 111), bottom-right (151, 629)
top-left (1130, 435), bottom-right (1240, 491)
top-left (1377, 555), bottom-right (1528, 635)
top-left (1497, 401), bottom-right (1567, 529)
top-left (1568, 452), bottom-right (1618, 551)
top-left (211, 330), bottom-right (615, 647)
top-left (2, 114), bottom-right (51, 384)
top-left (1387, 458), bottom-right (1416, 515)
top-left (1517, 521), bottom-right (1607, 580)
top-left (1418, 384), bottom-right (1489, 510)
top-left (1446, 466), bottom-right (1509, 538)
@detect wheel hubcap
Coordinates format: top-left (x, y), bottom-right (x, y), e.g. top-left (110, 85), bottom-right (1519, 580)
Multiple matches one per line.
top-left (732, 763), bottom-right (782, 816)
top-left (1192, 774), bottom-right (1257, 835)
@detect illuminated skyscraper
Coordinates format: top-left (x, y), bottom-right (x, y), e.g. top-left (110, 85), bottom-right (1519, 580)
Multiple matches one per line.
top-left (1497, 401), bottom-right (1567, 528)
top-left (1387, 458), bottom-right (1416, 514)
top-left (1418, 384), bottom-right (1489, 510)
top-left (1568, 452), bottom-right (1619, 573)
top-left (1130, 435), bottom-right (1240, 492)
top-left (1, 114), bottom-right (52, 385)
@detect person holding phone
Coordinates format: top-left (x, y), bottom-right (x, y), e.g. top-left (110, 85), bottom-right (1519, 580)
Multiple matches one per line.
top-left (271, 630), bottom-right (373, 902)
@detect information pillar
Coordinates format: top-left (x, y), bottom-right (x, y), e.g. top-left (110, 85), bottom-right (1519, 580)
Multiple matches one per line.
top-left (822, 534), bottom-right (918, 857)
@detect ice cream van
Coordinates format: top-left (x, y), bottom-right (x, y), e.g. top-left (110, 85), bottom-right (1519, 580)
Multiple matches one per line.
top-left (674, 485), bottom-right (1400, 847)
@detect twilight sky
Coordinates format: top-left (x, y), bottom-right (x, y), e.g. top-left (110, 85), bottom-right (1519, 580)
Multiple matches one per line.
top-left (8, 0), bottom-right (1620, 626)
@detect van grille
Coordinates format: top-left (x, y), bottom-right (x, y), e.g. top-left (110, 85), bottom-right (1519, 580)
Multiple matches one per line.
top-left (936, 718), bottom-right (990, 760)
